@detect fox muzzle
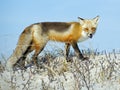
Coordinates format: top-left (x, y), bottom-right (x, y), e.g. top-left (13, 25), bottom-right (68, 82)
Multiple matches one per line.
top-left (88, 34), bottom-right (93, 38)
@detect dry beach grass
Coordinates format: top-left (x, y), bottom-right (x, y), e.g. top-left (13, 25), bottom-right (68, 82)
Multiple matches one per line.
top-left (0, 49), bottom-right (120, 90)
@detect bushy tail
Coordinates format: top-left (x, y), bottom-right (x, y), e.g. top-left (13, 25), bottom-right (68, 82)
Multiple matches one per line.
top-left (6, 29), bottom-right (32, 71)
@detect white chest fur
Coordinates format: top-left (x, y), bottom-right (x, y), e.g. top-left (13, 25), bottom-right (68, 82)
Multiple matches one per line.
top-left (78, 31), bottom-right (89, 42)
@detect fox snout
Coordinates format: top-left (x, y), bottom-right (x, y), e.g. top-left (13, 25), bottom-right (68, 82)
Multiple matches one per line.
top-left (88, 34), bottom-right (93, 38)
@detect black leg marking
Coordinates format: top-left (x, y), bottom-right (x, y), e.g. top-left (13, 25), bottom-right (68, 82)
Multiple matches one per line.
top-left (15, 42), bottom-right (33, 70)
top-left (32, 46), bottom-right (45, 67)
top-left (71, 43), bottom-right (84, 59)
top-left (65, 43), bottom-right (70, 59)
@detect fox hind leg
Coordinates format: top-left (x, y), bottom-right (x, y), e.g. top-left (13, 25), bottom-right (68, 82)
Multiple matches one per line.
top-left (15, 43), bottom-right (33, 69)
top-left (32, 37), bottom-right (48, 67)
top-left (32, 45), bottom-right (43, 66)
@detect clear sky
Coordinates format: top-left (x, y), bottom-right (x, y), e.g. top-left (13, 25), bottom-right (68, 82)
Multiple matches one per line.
top-left (0, 0), bottom-right (120, 57)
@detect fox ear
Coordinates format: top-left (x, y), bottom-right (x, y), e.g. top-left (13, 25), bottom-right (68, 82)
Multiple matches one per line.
top-left (93, 15), bottom-right (100, 24)
top-left (78, 17), bottom-right (84, 20)
top-left (78, 17), bottom-right (84, 24)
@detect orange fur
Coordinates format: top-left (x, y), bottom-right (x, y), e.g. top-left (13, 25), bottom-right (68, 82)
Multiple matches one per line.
top-left (70, 22), bottom-right (82, 42)
top-left (48, 22), bottom-right (82, 43)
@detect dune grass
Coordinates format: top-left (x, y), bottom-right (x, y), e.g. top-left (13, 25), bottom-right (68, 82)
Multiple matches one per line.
top-left (0, 49), bottom-right (120, 90)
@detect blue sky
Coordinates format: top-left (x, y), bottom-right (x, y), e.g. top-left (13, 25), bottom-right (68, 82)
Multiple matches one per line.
top-left (0, 0), bottom-right (120, 57)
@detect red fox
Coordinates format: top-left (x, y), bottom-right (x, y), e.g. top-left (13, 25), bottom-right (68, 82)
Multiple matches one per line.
top-left (6, 16), bottom-right (99, 71)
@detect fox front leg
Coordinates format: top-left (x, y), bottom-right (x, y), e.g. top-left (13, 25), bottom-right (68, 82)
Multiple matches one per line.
top-left (71, 42), bottom-right (89, 60)
top-left (65, 43), bottom-right (70, 59)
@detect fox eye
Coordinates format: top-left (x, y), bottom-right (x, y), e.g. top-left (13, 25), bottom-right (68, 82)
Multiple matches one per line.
top-left (84, 28), bottom-right (89, 32)
top-left (91, 27), bottom-right (96, 31)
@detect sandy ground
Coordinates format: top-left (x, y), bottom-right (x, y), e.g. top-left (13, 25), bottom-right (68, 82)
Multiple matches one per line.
top-left (0, 52), bottom-right (120, 90)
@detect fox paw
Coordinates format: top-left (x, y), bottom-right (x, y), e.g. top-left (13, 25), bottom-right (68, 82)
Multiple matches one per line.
top-left (81, 57), bottom-right (89, 61)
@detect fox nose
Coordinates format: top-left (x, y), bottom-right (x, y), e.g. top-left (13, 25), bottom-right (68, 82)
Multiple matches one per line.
top-left (89, 34), bottom-right (93, 38)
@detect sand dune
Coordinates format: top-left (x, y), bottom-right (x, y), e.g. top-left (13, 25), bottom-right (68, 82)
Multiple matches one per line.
top-left (0, 52), bottom-right (120, 90)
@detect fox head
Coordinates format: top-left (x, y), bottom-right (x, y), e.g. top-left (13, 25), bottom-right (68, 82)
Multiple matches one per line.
top-left (78, 16), bottom-right (99, 39)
